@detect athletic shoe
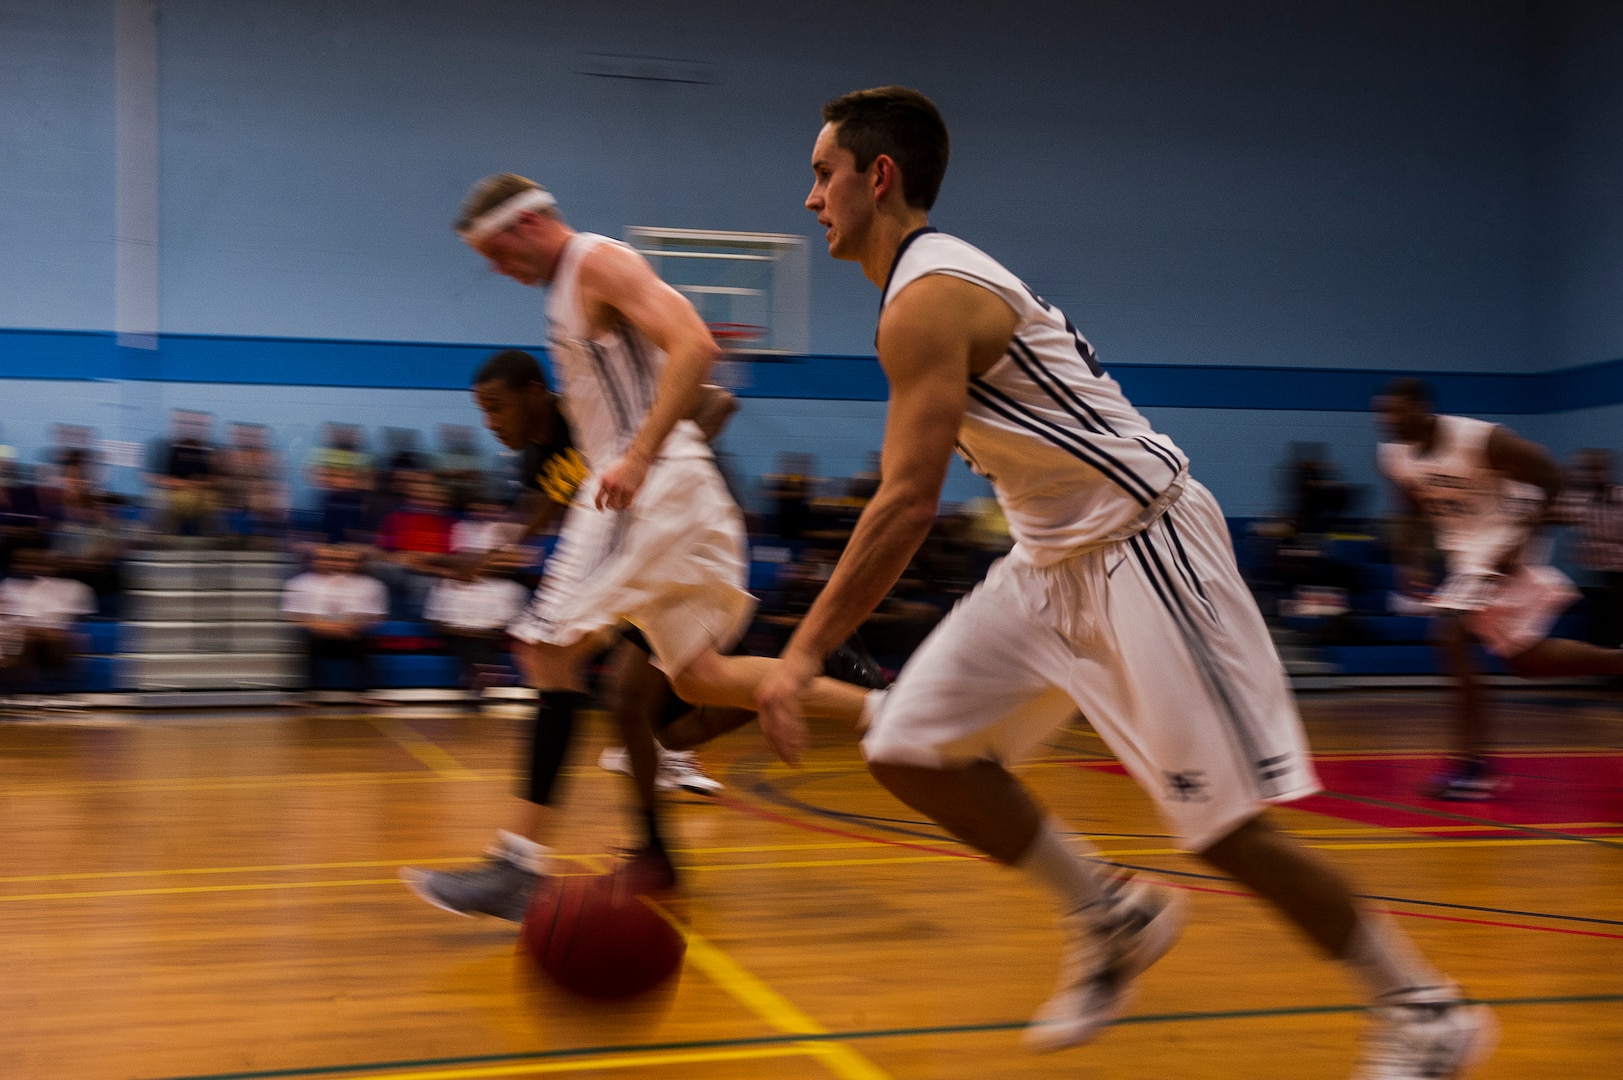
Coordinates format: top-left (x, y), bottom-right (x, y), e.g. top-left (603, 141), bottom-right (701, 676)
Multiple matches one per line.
top-left (1024, 875), bottom-right (1187, 1052)
top-left (1422, 760), bottom-right (1504, 801)
top-left (614, 844), bottom-right (680, 894)
top-left (399, 843), bottom-right (540, 922)
top-left (824, 633), bottom-right (889, 690)
top-left (598, 745), bottom-right (725, 795)
top-left (659, 749), bottom-right (724, 795)
top-left (1353, 989), bottom-right (1497, 1079)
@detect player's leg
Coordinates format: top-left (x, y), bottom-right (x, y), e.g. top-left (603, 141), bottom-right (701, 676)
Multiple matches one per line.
top-left (1111, 486), bottom-right (1493, 1076)
top-left (1503, 635), bottom-right (1623, 677)
top-left (1199, 815), bottom-right (1495, 1078)
top-left (670, 648), bottom-right (870, 724)
top-left (861, 551), bottom-right (1184, 1053)
top-left (1427, 613), bottom-right (1498, 799)
top-left (399, 633), bottom-right (600, 920)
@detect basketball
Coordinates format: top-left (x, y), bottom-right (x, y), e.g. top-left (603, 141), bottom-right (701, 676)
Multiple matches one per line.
top-left (520, 873), bottom-right (687, 1000)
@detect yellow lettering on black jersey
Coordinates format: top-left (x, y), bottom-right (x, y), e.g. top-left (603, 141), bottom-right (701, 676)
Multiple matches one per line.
top-left (539, 448), bottom-right (589, 506)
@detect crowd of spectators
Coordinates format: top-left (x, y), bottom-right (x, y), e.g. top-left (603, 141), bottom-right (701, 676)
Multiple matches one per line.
top-left (0, 414), bottom-right (1016, 702)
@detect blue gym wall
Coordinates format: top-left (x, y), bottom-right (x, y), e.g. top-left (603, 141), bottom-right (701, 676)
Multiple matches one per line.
top-left (3, 1), bottom-right (1621, 516)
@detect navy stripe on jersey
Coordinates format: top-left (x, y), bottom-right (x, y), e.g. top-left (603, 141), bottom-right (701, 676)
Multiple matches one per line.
top-left (969, 379), bottom-right (1162, 505)
top-left (1008, 337), bottom-right (1182, 482)
top-left (1126, 532), bottom-right (1267, 797)
top-left (968, 384), bottom-right (1151, 507)
top-left (617, 328), bottom-right (657, 417)
top-left (1159, 513), bottom-right (1217, 621)
top-left (878, 226), bottom-right (940, 312)
top-left (585, 340), bottom-right (634, 436)
top-left (1008, 336), bottom-right (1120, 438)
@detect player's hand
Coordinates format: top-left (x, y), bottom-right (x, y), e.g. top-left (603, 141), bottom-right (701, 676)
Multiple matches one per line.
top-left (595, 451), bottom-right (651, 511)
top-left (755, 650), bottom-right (820, 766)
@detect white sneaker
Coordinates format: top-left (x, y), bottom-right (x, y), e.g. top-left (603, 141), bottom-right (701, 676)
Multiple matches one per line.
top-left (598, 746), bottom-right (631, 776)
top-left (1024, 875), bottom-right (1187, 1052)
top-left (659, 749), bottom-right (724, 795)
top-left (1353, 989), bottom-right (1497, 1079)
top-left (597, 745), bottom-right (724, 795)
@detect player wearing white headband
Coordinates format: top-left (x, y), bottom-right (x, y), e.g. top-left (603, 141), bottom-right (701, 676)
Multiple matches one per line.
top-left (421, 174), bottom-right (881, 913)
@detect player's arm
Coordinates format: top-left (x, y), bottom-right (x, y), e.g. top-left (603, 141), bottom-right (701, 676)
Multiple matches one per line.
top-left (755, 275), bottom-right (1016, 762)
top-left (689, 384), bottom-right (739, 443)
top-left (580, 243), bottom-right (721, 510)
top-left (1486, 425), bottom-right (1564, 571)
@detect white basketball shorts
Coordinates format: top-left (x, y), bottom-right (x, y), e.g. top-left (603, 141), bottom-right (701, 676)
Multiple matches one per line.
top-left (509, 454), bottom-right (754, 677)
top-left (862, 480), bottom-right (1320, 852)
top-left (1461, 563), bottom-right (1580, 658)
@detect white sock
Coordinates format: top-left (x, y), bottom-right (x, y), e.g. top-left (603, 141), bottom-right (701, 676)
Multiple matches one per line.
top-left (1017, 819), bottom-right (1111, 917)
top-left (497, 830), bottom-right (551, 875)
top-left (1345, 912), bottom-right (1451, 1003)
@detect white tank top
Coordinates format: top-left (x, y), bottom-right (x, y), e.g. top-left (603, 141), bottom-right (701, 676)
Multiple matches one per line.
top-left (1377, 414), bottom-right (1535, 574)
top-left (882, 229), bottom-right (1188, 563)
top-left (543, 232), bottom-right (711, 471)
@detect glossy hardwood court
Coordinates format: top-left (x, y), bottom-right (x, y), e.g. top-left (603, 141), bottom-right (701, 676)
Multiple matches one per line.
top-left (3, 690), bottom-right (1620, 1079)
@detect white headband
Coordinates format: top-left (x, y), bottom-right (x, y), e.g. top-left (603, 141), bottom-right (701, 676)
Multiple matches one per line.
top-left (458, 187), bottom-right (558, 242)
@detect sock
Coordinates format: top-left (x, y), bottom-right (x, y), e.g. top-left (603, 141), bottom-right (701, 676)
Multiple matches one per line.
top-left (640, 807), bottom-right (667, 853)
top-left (1345, 911), bottom-right (1451, 1003)
top-left (525, 689), bottom-right (586, 805)
top-left (497, 830), bottom-right (551, 875)
top-left (1017, 818), bottom-right (1111, 918)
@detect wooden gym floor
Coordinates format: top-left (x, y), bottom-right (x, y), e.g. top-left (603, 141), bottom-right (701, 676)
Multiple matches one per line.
top-left (2, 690), bottom-right (1619, 1079)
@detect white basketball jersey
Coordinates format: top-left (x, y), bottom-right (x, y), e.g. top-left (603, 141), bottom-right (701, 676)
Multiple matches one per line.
top-left (881, 229), bottom-right (1189, 563)
top-left (1377, 414), bottom-right (1534, 574)
top-left (543, 232), bottom-right (711, 472)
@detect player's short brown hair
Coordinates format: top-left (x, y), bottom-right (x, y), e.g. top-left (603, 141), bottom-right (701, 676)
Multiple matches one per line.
top-left (454, 173), bottom-right (551, 233)
top-left (821, 87), bottom-right (950, 210)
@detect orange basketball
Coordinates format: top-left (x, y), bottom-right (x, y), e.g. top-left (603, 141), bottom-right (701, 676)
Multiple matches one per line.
top-left (520, 872), bottom-right (686, 1000)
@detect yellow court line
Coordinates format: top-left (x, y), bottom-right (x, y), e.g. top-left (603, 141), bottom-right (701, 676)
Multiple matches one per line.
top-left (1, 771), bottom-right (490, 797)
top-left (674, 914), bottom-right (894, 1080)
top-left (0, 858), bottom-right (469, 885)
top-left (370, 718), bottom-right (479, 779)
top-left (321, 1045), bottom-right (816, 1079)
top-left (0, 877), bottom-right (403, 903)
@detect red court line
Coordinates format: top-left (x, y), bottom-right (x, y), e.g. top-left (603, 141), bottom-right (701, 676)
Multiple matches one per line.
top-left (719, 789), bottom-right (1623, 942)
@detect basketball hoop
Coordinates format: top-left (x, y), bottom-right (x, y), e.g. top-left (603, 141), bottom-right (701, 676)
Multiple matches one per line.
top-left (707, 322), bottom-right (768, 355)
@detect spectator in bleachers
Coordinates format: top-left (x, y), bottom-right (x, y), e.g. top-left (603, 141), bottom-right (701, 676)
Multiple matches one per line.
top-left (49, 469), bottom-right (135, 616)
top-left (449, 497), bottom-right (522, 557)
top-left (280, 544), bottom-right (387, 702)
top-left (149, 409), bottom-right (221, 539)
top-left (436, 424), bottom-right (486, 512)
top-left (375, 476), bottom-right (455, 617)
top-left (763, 452), bottom-right (816, 540)
top-left (0, 455), bottom-right (48, 574)
top-left (1563, 448), bottom-right (1623, 647)
top-left (308, 423), bottom-right (375, 545)
top-left (0, 547), bottom-right (94, 699)
top-left (218, 422), bottom-right (288, 544)
top-left (424, 547), bottom-right (528, 705)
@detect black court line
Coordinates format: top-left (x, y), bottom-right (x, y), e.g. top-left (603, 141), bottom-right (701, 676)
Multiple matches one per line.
top-left (1311, 790), bottom-right (1623, 851)
top-left (744, 766), bottom-right (1623, 930)
top-left (142, 993), bottom-right (1623, 1080)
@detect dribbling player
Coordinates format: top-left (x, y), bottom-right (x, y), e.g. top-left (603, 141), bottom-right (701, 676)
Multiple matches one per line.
top-left (755, 88), bottom-right (1494, 1078)
top-left (1376, 377), bottom-right (1623, 799)
top-left (407, 176), bottom-right (874, 915)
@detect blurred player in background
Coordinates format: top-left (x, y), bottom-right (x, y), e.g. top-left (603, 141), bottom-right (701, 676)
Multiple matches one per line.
top-left (1376, 378), bottom-right (1623, 799)
top-left (404, 174), bottom-right (878, 918)
top-left (756, 86), bottom-right (1493, 1078)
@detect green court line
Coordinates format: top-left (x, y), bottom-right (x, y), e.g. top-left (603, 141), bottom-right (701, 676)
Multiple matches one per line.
top-left (141, 993), bottom-right (1623, 1080)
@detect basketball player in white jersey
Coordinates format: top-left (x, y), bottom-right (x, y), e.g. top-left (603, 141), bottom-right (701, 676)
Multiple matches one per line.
top-left (424, 175), bottom-right (874, 909)
top-left (755, 87), bottom-right (1493, 1078)
top-left (1376, 377), bottom-right (1623, 799)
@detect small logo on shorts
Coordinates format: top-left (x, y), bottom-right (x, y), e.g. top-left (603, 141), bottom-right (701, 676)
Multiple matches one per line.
top-left (1164, 770), bottom-right (1210, 802)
